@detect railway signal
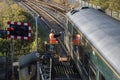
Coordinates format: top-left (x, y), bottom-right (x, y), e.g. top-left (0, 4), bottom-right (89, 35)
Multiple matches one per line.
top-left (0, 30), bottom-right (7, 39)
top-left (7, 21), bottom-right (31, 40)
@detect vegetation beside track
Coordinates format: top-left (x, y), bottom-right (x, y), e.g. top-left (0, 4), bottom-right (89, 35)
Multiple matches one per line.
top-left (0, 0), bottom-right (47, 58)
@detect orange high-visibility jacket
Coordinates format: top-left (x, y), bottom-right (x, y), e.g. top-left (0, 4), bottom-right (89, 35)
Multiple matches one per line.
top-left (73, 34), bottom-right (80, 45)
top-left (49, 33), bottom-right (57, 44)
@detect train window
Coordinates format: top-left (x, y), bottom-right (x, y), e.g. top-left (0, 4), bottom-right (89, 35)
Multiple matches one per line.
top-left (81, 43), bottom-right (92, 73)
top-left (99, 72), bottom-right (105, 80)
top-left (84, 42), bottom-right (92, 54)
top-left (80, 37), bottom-right (93, 73)
top-left (89, 64), bottom-right (96, 80)
top-left (81, 37), bottom-right (86, 46)
top-left (70, 9), bottom-right (79, 15)
top-left (73, 28), bottom-right (77, 34)
top-left (68, 21), bottom-right (73, 33)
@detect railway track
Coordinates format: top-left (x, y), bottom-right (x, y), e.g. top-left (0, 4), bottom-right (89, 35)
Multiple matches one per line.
top-left (29, 0), bottom-right (67, 27)
top-left (22, 0), bottom-right (67, 55)
top-left (30, 0), bottom-right (69, 13)
top-left (52, 61), bottom-right (81, 80)
top-left (23, 1), bottom-right (64, 30)
top-left (21, 1), bottom-right (81, 80)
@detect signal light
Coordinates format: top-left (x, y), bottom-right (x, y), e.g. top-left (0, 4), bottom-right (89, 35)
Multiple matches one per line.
top-left (7, 21), bottom-right (31, 40)
top-left (10, 27), bottom-right (15, 31)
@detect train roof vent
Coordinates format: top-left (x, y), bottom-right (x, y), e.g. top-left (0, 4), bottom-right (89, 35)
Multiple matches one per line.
top-left (97, 9), bottom-right (105, 13)
top-left (81, 7), bottom-right (89, 9)
top-left (70, 9), bottom-right (79, 15)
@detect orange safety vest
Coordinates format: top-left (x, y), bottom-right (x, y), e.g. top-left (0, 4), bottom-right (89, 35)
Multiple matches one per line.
top-left (49, 33), bottom-right (57, 44)
top-left (73, 34), bottom-right (80, 45)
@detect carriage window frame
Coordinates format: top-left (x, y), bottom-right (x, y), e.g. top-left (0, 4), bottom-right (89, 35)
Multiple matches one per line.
top-left (68, 21), bottom-right (73, 33)
top-left (81, 36), bottom-right (86, 46)
top-left (81, 38), bottom-right (93, 73)
top-left (99, 72), bottom-right (106, 80)
top-left (81, 37), bottom-right (93, 54)
top-left (89, 63), bottom-right (97, 80)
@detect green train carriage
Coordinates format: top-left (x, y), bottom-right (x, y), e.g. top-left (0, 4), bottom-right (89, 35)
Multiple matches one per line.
top-left (65, 7), bottom-right (120, 80)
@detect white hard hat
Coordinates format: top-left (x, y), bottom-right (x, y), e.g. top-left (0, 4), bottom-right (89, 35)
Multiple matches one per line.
top-left (51, 29), bottom-right (55, 33)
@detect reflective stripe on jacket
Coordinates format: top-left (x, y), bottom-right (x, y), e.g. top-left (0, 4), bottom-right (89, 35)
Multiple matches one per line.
top-left (49, 33), bottom-right (57, 44)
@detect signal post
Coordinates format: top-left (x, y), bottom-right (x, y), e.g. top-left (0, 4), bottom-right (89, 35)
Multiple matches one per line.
top-left (7, 21), bottom-right (31, 80)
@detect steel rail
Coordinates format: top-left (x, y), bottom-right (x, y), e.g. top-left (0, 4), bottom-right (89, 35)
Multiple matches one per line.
top-left (20, 1), bottom-right (81, 80)
top-left (29, 0), bottom-right (66, 26)
top-left (30, 0), bottom-right (68, 12)
top-left (29, 0), bottom-right (66, 16)
top-left (23, 1), bottom-right (69, 55)
top-left (24, 0), bottom-right (68, 48)
top-left (26, 1), bottom-right (65, 30)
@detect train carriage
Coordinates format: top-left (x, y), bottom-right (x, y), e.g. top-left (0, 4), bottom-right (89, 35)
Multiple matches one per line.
top-left (65, 7), bottom-right (120, 80)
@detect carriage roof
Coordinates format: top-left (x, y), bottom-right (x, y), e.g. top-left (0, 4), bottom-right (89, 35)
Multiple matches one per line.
top-left (67, 7), bottom-right (120, 75)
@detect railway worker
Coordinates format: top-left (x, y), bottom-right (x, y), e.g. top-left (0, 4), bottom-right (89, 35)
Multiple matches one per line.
top-left (49, 29), bottom-right (63, 51)
top-left (73, 32), bottom-right (80, 53)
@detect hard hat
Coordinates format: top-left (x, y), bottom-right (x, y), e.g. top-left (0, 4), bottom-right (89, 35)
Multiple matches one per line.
top-left (51, 29), bottom-right (55, 33)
